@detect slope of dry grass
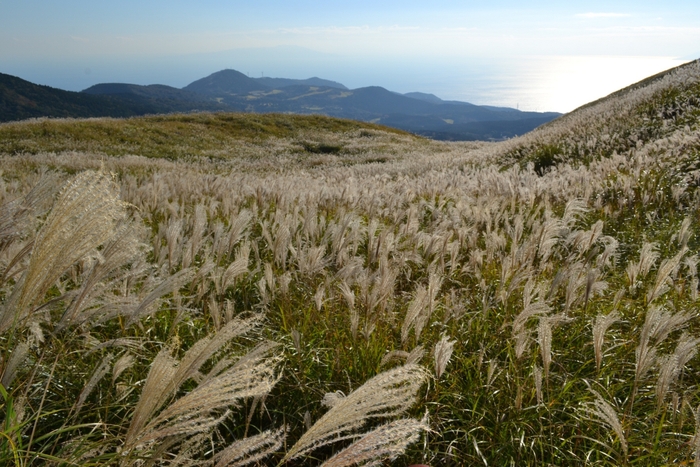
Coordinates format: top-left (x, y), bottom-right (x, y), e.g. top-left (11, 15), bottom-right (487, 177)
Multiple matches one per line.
top-left (2, 60), bottom-right (700, 466)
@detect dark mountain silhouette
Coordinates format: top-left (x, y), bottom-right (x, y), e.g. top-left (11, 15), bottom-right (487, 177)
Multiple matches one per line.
top-left (183, 69), bottom-right (269, 96)
top-left (81, 83), bottom-right (228, 113)
top-left (0, 72), bottom-right (163, 122)
top-left (256, 76), bottom-right (348, 90)
top-left (1, 68), bottom-right (562, 141)
top-left (83, 83), bottom-right (206, 101)
top-left (403, 92), bottom-right (444, 104)
top-left (342, 86), bottom-right (442, 115)
top-left (0, 72), bottom-right (228, 123)
top-left (176, 70), bottom-right (562, 139)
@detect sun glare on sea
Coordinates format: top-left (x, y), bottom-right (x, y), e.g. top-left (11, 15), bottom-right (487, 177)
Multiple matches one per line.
top-left (529, 56), bottom-right (690, 113)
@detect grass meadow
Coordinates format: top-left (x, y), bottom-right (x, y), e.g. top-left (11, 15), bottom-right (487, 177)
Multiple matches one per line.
top-left (2, 60), bottom-right (700, 466)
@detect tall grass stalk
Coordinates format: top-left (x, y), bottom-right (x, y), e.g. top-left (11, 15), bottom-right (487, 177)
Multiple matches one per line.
top-left (1, 59), bottom-right (700, 464)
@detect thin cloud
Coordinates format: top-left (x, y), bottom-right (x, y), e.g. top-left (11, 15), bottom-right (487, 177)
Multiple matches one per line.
top-left (576, 13), bottom-right (631, 19)
top-left (275, 25), bottom-right (420, 35)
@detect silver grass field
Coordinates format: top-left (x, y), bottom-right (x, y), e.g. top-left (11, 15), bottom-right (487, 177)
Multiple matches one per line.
top-left (1, 60), bottom-right (700, 465)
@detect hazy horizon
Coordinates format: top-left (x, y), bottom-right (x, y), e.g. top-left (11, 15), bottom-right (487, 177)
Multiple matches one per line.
top-left (2, 1), bottom-right (698, 113)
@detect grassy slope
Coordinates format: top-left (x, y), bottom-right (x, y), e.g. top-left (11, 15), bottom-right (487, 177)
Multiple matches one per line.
top-left (2, 61), bottom-right (700, 466)
top-left (0, 112), bottom-right (412, 159)
top-left (504, 59), bottom-right (700, 170)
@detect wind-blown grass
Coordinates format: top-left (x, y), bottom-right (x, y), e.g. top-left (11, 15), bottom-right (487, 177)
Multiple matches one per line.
top-left (1, 59), bottom-right (700, 465)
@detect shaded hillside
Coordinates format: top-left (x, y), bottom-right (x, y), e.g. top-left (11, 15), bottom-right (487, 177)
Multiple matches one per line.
top-left (403, 91), bottom-right (444, 104)
top-left (0, 72), bottom-right (158, 122)
top-left (81, 82), bottom-right (229, 113)
top-left (83, 83), bottom-right (207, 100)
top-left (0, 73), bottom-right (226, 123)
top-left (199, 80), bottom-right (561, 140)
top-left (256, 76), bottom-right (348, 90)
top-left (183, 69), bottom-right (270, 95)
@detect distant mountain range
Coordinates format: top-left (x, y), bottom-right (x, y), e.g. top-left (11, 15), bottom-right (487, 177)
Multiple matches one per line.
top-left (1, 69), bottom-right (561, 141)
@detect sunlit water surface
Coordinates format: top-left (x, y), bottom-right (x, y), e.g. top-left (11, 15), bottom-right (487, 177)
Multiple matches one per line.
top-left (453, 55), bottom-right (690, 113)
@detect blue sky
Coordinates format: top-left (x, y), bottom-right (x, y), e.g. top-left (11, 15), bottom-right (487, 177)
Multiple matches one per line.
top-left (2, 1), bottom-right (698, 112)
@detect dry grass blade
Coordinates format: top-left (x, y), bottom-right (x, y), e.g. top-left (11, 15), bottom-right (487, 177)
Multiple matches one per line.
top-left (647, 248), bottom-right (687, 304)
top-left (380, 350), bottom-right (409, 368)
top-left (401, 286), bottom-right (428, 345)
top-left (406, 346), bottom-right (426, 365)
top-left (512, 301), bottom-right (550, 359)
top-left (0, 172), bottom-right (57, 254)
top-left (0, 341), bottom-right (29, 388)
top-left (627, 242), bottom-right (659, 291)
top-left (74, 353), bottom-right (113, 416)
top-left (164, 315), bottom-right (262, 396)
top-left (125, 315), bottom-right (264, 448)
top-left (537, 313), bottom-right (567, 378)
top-left (587, 389), bottom-right (628, 457)
top-left (124, 267), bottom-right (196, 324)
top-left (433, 334), bottom-right (455, 378)
top-left (593, 310), bottom-right (621, 372)
top-left (513, 301), bottom-right (550, 336)
top-left (0, 170), bottom-right (126, 333)
top-left (57, 220), bottom-right (145, 330)
top-left (134, 356), bottom-right (279, 448)
top-left (123, 345), bottom-right (281, 465)
top-left (635, 305), bottom-right (694, 385)
top-left (656, 332), bottom-right (700, 408)
top-left (538, 316), bottom-right (553, 379)
top-left (534, 365), bottom-right (543, 405)
top-left (319, 418), bottom-right (430, 467)
top-left (338, 280), bottom-right (359, 340)
top-left (125, 349), bottom-right (178, 447)
top-left (211, 427), bottom-right (286, 467)
top-left (281, 364), bottom-right (428, 463)
top-left (221, 242), bottom-right (250, 291)
top-left (112, 353), bottom-right (135, 384)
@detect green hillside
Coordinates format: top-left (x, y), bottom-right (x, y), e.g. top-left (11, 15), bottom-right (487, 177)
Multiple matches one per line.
top-left (2, 61), bottom-right (700, 466)
top-left (0, 112), bottom-right (413, 160)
